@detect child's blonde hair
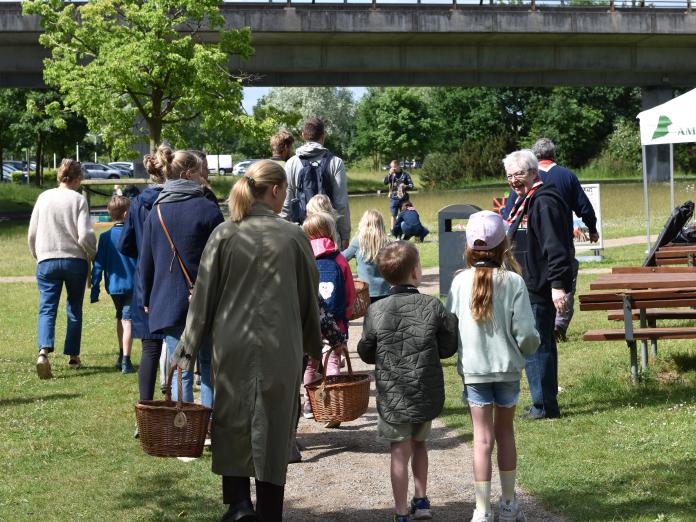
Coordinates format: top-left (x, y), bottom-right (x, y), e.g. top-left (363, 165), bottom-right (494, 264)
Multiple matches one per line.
top-left (465, 237), bottom-right (521, 322)
top-left (107, 195), bottom-right (130, 222)
top-left (302, 211), bottom-right (338, 243)
top-left (357, 209), bottom-right (389, 263)
top-left (306, 195), bottom-right (339, 244)
top-left (227, 160), bottom-right (286, 222)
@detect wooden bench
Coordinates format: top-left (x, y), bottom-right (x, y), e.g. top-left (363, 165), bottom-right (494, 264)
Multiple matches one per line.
top-left (579, 287), bottom-right (696, 381)
top-left (655, 244), bottom-right (696, 266)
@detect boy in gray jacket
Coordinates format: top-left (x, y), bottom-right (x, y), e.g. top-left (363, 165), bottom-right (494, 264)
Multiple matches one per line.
top-left (358, 241), bottom-right (458, 522)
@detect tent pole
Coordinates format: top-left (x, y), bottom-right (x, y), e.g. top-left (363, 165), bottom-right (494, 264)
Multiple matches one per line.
top-left (669, 143), bottom-right (674, 211)
top-left (642, 145), bottom-right (651, 249)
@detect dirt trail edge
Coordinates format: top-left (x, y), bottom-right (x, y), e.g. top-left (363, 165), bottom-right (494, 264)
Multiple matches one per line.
top-left (285, 292), bottom-right (566, 521)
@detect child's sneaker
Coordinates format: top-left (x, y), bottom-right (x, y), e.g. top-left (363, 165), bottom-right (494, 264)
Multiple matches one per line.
top-left (470, 509), bottom-right (493, 522)
top-left (68, 356), bottom-right (82, 369)
top-left (498, 495), bottom-right (526, 522)
top-left (409, 496), bottom-right (432, 520)
top-left (115, 354), bottom-right (122, 370)
top-left (393, 515), bottom-right (411, 522)
top-left (122, 358), bottom-right (135, 374)
top-left (302, 400), bottom-right (314, 419)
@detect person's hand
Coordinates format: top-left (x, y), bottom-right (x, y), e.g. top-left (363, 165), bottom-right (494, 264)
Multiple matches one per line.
top-left (551, 288), bottom-right (568, 315)
top-left (589, 232), bottom-right (600, 243)
top-left (144, 306), bottom-right (149, 314)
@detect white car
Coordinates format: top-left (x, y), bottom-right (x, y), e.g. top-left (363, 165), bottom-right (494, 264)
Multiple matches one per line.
top-left (232, 159), bottom-right (259, 177)
top-left (108, 162), bottom-right (134, 176)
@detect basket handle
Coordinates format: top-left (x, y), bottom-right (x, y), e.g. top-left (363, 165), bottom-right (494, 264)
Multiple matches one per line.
top-left (319, 343), bottom-right (352, 387)
top-left (165, 363), bottom-right (184, 410)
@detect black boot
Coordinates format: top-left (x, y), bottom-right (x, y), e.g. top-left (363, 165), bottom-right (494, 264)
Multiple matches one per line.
top-left (221, 499), bottom-right (257, 522)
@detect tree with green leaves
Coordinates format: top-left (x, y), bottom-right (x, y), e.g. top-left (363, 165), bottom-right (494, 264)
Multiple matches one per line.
top-left (24, 0), bottom-right (254, 155)
top-left (352, 87), bottom-right (433, 164)
top-left (257, 88), bottom-right (355, 157)
top-left (0, 89), bottom-right (27, 170)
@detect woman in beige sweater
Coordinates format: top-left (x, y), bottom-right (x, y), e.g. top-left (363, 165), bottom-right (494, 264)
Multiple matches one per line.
top-left (28, 159), bottom-right (96, 379)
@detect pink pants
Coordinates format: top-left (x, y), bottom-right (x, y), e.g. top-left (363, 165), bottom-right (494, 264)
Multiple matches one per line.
top-left (304, 348), bottom-right (342, 386)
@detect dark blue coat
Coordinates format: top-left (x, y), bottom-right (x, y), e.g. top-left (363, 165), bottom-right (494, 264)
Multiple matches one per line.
top-left (538, 163), bottom-right (598, 235)
top-left (140, 196), bottom-right (224, 334)
top-left (117, 186), bottom-right (164, 340)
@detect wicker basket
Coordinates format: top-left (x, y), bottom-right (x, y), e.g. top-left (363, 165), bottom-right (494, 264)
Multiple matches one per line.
top-left (351, 280), bottom-right (370, 320)
top-left (305, 346), bottom-right (370, 423)
top-left (135, 365), bottom-right (211, 458)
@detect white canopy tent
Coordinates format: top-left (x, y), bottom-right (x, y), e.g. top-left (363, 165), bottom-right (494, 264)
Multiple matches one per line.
top-left (637, 88), bottom-right (696, 246)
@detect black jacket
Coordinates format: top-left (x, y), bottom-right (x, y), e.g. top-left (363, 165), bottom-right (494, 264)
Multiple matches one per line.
top-left (357, 286), bottom-right (458, 424)
top-left (522, 184), bottom-right (574, 303)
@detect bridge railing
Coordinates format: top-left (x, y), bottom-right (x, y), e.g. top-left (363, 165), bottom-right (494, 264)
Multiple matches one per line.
top-left (223, 0), bottom-right (693, 11)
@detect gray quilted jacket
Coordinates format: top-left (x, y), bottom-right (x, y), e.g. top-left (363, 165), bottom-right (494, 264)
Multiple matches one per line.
top-left (357, 286), bottom-right (459, 424)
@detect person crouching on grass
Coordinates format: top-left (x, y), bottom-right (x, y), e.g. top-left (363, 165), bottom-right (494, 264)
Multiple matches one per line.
top-left (446, 211), bottom-right (540, 522)
top-left (358, 241), bottom-right (458, 522)
top-left (91, 195), bottom-right (137, 373)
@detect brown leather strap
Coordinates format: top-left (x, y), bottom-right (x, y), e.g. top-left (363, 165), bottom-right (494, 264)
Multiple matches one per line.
top-left (156, 204), bottom-right (194, 292)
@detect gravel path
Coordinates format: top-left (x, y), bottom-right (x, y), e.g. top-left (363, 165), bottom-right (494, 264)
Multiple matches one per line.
top-left (285, 294), bottom-right (566, 521)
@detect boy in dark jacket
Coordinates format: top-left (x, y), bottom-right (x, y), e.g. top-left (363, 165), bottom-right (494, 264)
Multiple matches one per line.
top-left (358, 241), bottom-right (458, 522)
top-left (91, 195), bottom-right (137, 373)
top-left (393, 201), bottom-right (429, 242)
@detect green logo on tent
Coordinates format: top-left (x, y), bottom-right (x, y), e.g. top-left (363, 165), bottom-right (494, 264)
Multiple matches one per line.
top-left (652, 115), bottom-right (672, 139)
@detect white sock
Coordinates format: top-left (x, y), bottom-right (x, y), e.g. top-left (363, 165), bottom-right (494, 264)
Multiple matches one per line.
top-left (500, 469), bottom-right (517, 503)
top-left (474, 481), bottom-right (491, 513)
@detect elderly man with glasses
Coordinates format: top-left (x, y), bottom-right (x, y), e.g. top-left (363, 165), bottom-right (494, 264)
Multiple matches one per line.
top-left (503, 149), bottom-right (573, 420)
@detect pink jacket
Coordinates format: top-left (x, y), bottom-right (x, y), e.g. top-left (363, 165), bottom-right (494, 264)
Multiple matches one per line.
top-left (309, 237), bottom-right (356, 333)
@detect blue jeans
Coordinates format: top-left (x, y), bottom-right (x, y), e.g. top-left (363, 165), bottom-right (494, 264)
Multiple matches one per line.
top-left (36, 258), bottom-right (88, 355)
top-left (525, 301), bottom-right (560, 418)
top-left (163, 325), bottom-right (213, 409)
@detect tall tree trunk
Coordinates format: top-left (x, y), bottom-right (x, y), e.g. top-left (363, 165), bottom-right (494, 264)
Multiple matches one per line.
top-left (35, 132), bottom-right (44, 186)
top-left (149, 118), bottom-right (162, 155)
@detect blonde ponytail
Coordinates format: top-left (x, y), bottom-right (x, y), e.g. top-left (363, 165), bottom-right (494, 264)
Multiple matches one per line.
top-left (228, 160), bottom-right (286, 222)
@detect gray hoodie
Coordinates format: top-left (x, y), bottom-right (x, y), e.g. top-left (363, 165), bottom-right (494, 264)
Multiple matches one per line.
top-left (280, 141), bottom-right (350, 243)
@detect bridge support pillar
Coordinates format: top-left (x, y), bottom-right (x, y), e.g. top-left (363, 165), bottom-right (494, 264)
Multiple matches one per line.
top-left (641, 86), bottom-right (674, 183)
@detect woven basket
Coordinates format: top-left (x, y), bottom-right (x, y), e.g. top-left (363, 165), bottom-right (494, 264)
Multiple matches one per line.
top-left (135, 365), bottom-right (211, 458)
top-left (351, 280), bottom-right (370, 320)
top-left (305, 346), bottom-right (370, 423)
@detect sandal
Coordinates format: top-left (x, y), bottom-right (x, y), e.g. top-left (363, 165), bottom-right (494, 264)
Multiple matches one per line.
top-left (68, 356), bottom-right (82, 369)
top-left (36, 353), bottom-right (53, 380)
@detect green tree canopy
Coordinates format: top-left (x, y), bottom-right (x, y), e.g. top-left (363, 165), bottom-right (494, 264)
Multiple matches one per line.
top-left (24, 0), bottom-right (254, 155)
top-left (0, 89), bottom-right (27, 168)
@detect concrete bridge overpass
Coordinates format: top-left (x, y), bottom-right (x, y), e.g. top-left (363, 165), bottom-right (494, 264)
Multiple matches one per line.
top-left (1, 2), bottom-right (696, 88)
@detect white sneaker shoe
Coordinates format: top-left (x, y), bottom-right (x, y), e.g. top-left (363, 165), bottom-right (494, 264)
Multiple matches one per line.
top-left (470, 508), bottom-right (493, 522)
top-left (498, 496), bottom-right (526, 522)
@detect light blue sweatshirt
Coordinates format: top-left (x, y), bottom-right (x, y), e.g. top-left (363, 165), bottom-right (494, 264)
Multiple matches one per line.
top-left (342, 238), bottom-right (391, 298)
top-left (446, 268), bottom-right (540, 384)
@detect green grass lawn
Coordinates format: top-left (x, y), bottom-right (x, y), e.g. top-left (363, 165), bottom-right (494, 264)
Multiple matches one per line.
top-left (440, 273), bottom-right (696, 522)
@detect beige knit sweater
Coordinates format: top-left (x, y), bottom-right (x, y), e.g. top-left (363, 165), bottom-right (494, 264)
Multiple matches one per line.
top-left (28, 187), bottom-right (97, 263)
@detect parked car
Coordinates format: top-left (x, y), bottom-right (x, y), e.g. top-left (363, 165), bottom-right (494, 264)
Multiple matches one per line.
top-left (82, 162), bottom-right (127, 179)
top-left (3, 160), bottom-right (25, 172)
top-left (2, 164), bottom-right (16, 182)
top-left (208, 155), bottom-right (233, 175)
top-left (108, 162), bottom-right (134, 177)
top-left (232, 159), bottom-right (259, 177)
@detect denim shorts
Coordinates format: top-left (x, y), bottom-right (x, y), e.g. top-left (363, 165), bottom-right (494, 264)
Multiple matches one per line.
top-left (111, 293), bottom-right (133, 321)
top-left (463, 380), bottom-right (520, 408)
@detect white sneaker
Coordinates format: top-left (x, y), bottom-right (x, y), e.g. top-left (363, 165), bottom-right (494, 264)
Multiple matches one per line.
top-left (498, 496), bottom-right (526, 522)
top-left (176, 457), bottom-right (198, 463)
top-left (470, 508), bottom-right (493, 522)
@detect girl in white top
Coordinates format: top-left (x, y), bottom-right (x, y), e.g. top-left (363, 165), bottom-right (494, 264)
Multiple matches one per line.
top-left (446, 211), bottom-right (539, 522)
top-left (29, 159), bottom-right (96, 378)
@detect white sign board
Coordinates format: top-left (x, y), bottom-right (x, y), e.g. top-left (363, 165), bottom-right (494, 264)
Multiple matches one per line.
top-left (573, 183), bottom-right (603, 251)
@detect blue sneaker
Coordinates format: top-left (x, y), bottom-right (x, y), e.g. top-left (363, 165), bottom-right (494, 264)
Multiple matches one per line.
top-left (393, 515), bottom-right (410, 522)
top-left (410, 497), bottom-right (432, 520)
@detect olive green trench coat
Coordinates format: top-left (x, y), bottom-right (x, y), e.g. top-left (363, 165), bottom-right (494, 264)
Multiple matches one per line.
top-left (173, 203), bottom-right (322, 485)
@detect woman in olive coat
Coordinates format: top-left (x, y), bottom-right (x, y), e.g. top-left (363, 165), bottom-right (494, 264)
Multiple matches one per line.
top-left (173, 160), bottom-right (322, 522)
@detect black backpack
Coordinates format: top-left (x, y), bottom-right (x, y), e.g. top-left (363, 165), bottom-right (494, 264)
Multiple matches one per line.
top-left (291, 152), bottom-right (335, 224)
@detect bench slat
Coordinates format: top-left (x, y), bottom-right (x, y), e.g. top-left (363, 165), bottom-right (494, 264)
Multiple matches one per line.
top-left (584, 327), bottom-right (696, 341)
top-left (589, 273), bottom-right (696, 290)
top-left (607, 308), bottom-right (696, 321)
top-left (580, 298), bottom-right (696, 311)
top-left (612, 266), bottom-right (696, 274)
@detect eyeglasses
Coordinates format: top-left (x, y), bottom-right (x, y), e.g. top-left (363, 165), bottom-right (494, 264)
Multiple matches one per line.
top-left (505, 170), bottom-right (529, 181)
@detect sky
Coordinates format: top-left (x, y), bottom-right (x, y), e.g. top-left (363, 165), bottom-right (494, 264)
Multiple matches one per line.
top-left (242, 86), bottom-right (368, 114)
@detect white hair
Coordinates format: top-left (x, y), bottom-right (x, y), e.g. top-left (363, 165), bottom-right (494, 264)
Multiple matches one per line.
top-left (503, 149), bottom-right (538, 174)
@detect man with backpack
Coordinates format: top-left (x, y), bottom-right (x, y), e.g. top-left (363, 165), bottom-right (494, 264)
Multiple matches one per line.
top-left (281, 117), bottom-right (351, 248)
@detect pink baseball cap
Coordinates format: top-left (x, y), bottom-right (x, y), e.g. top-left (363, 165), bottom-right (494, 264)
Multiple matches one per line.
top-left (466, 210), bottom-right (506, 251)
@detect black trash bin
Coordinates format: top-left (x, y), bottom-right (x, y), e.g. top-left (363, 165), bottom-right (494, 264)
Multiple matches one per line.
top-left (438, 204), bottom-right (482, 296)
